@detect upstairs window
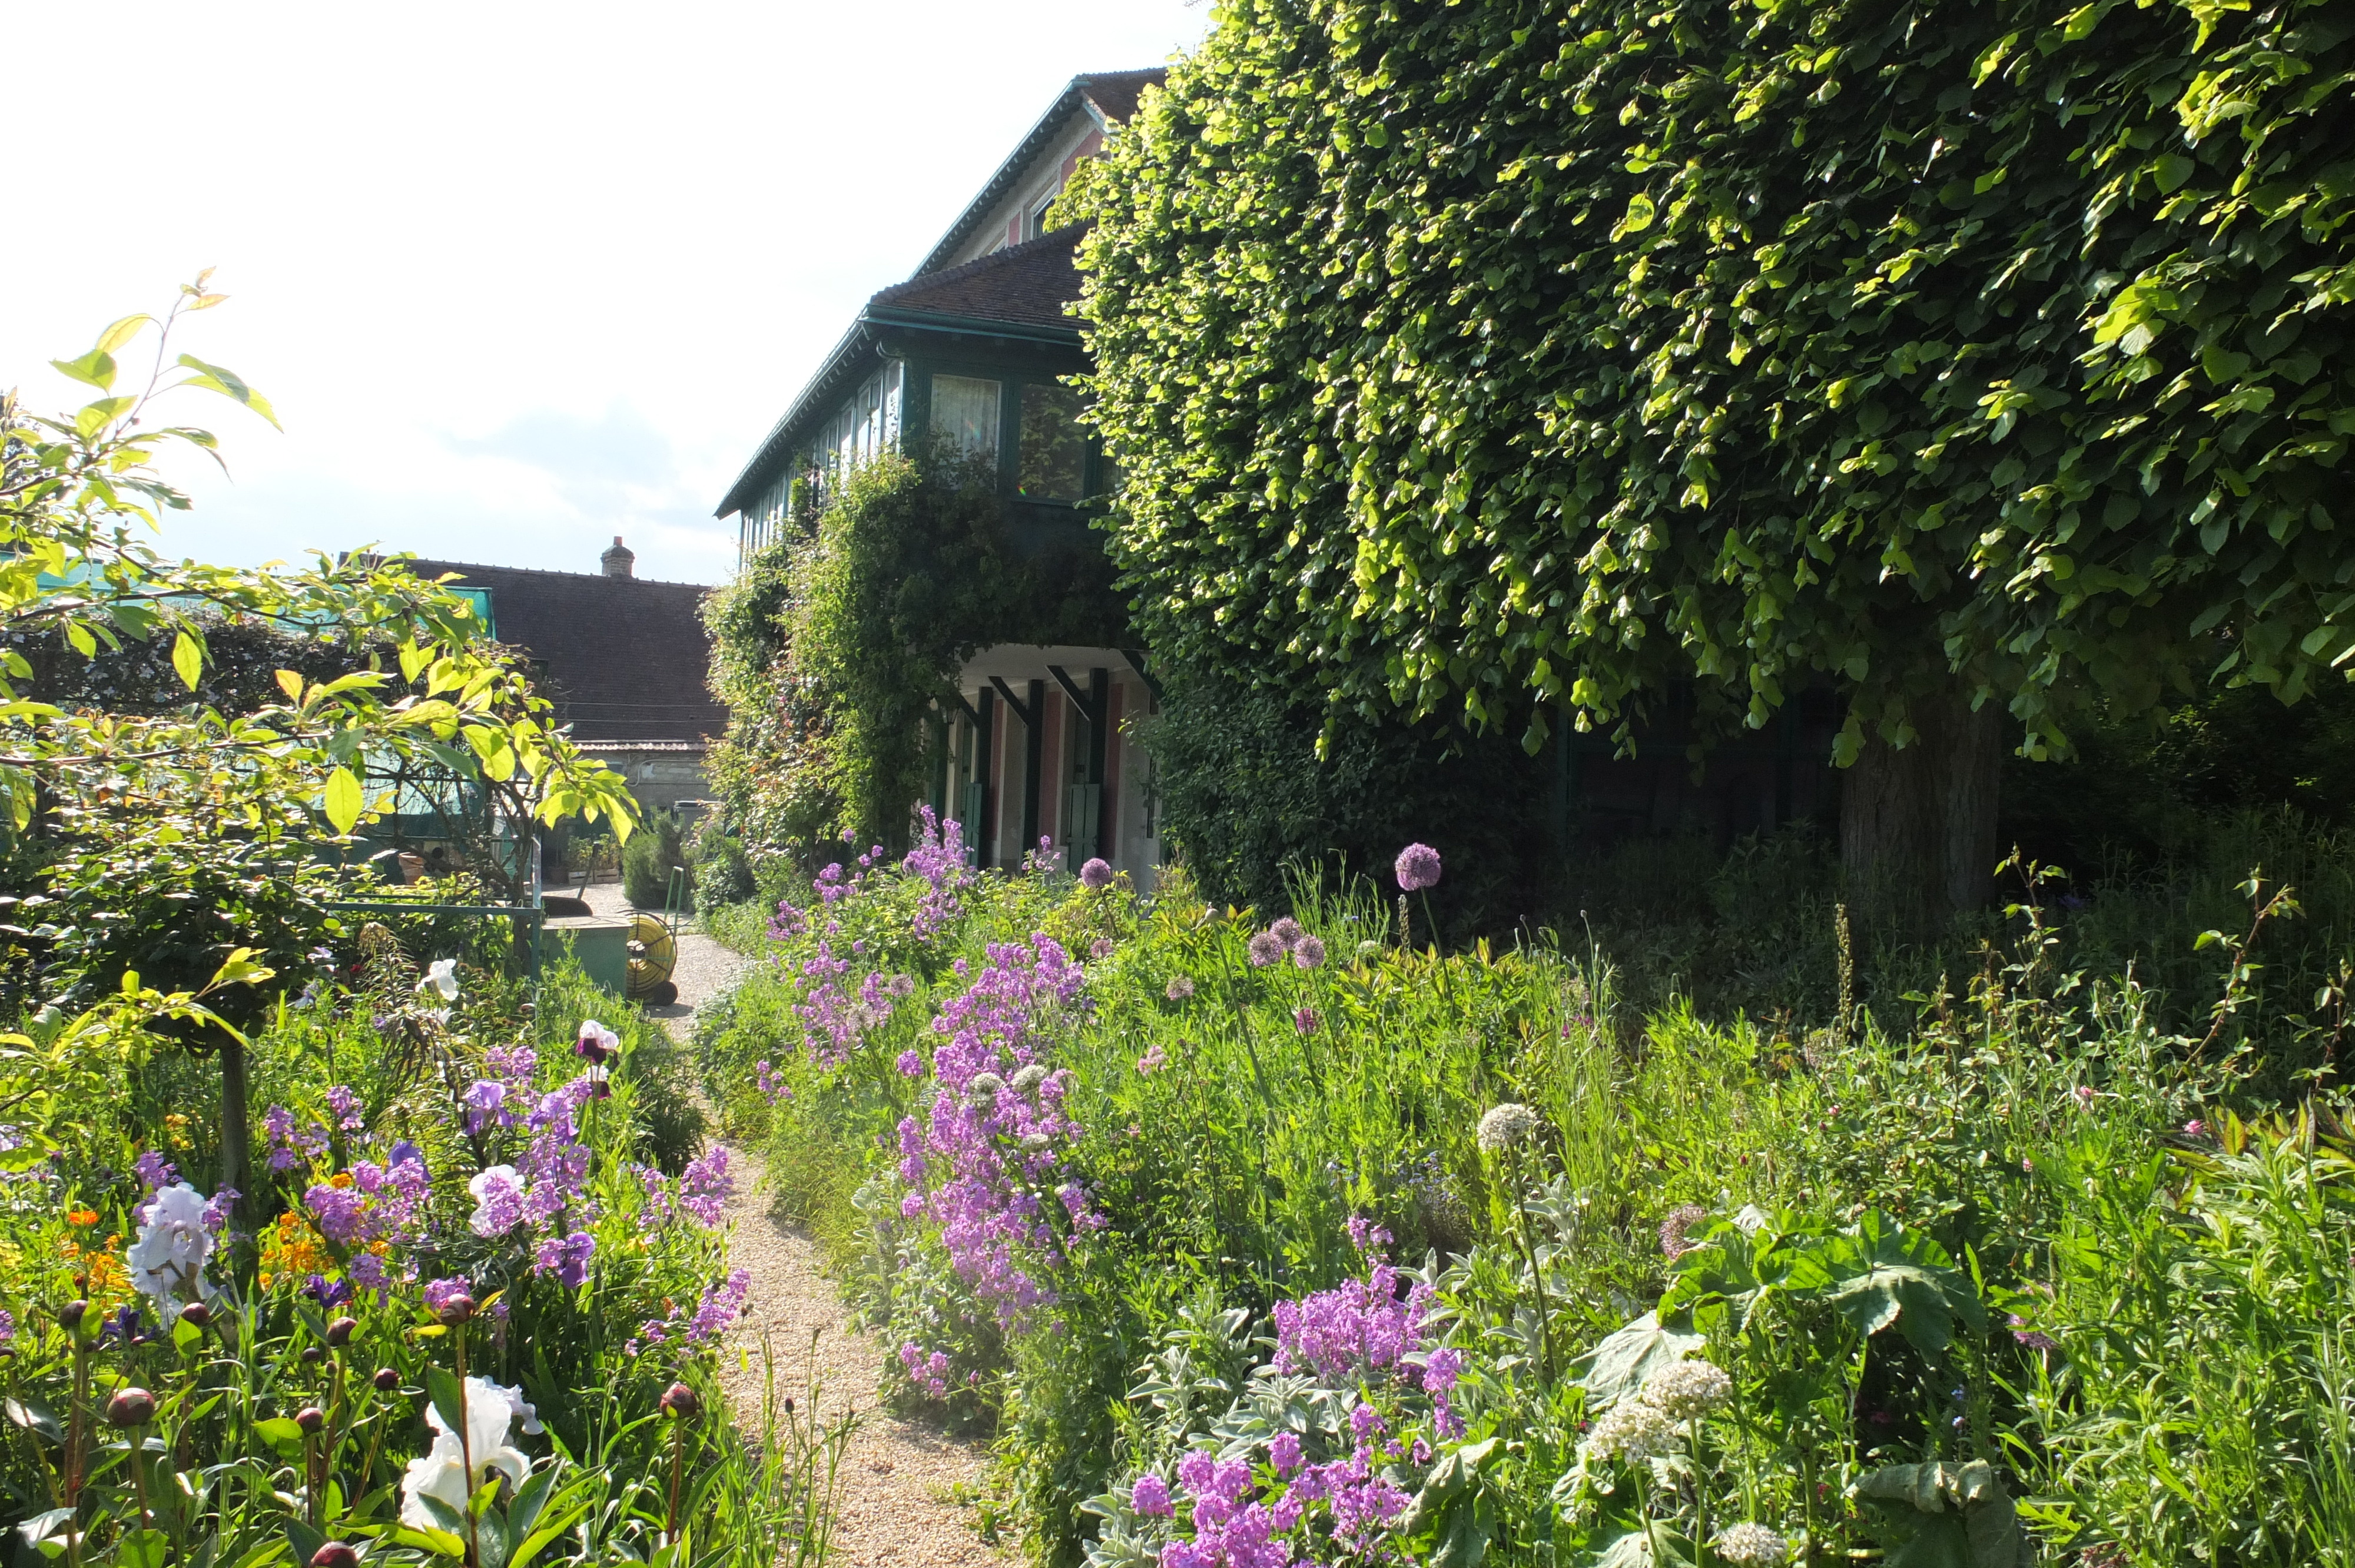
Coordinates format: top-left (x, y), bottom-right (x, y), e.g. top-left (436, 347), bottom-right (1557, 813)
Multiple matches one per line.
top-left (931, 375), bottom-right (1000, 468)
top-left (1017, 384), bottom-right (1086, 502)
top-left (1023, 191), bottom-right (1056, 241)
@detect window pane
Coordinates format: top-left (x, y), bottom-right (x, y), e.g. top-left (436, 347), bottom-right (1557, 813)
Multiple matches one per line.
top-left (1018, 383), bottom-right (1086, 501)
top-left (930, 375), bottom-right (1000, 467)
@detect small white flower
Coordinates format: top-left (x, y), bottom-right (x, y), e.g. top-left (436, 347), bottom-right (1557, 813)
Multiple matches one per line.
top-left (420, 959), bottom-right (460, 1001)
top-left (127, 1183), bottom-right (215, 1305)
top-left (1713, 1523), bottom-right (1791, 1565)
top-left (969, 1072), bottom-right (1006, 1098)
top-left (1477, 1102), bottom-right (1540, 1152)
top-left (1010, 1065), bottom-right (1049, 1095)
top-left (1641, 1358), bottom-right (1734, 1421)
top-left (1578, 1397), bottom-right (1675, 1463)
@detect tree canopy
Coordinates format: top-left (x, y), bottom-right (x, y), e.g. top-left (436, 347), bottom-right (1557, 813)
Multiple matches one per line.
top-left (1068, 0), bottom-right (2355, 770)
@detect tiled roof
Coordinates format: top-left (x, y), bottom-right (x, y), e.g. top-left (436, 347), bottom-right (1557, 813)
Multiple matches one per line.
top-left (1076, 69), bottom-right (1162, 127)
top-left (403, 559), bottom-right (726, 746)
top-left (868, 228), bottom-right (1083, 331)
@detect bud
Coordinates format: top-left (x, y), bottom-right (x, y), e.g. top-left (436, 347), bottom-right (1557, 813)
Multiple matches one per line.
top-left (300, 1346), bottom-right (324, 1366)
top-left (179, 1301), bottom-right (213, 1330)
top-left (106, 1388), bottom-right (156, 1427)
top-left (71, 1274), bottom-right (88, 1295)
top-left (436, 1294), bottom-right (475, 1328)
top-left (781, 1396), bottom-right (795, 1414)
top-left (326, 1317), bottom-right (357, 1348)
top-left (296, 1407), bottom-right (326, 1435)
top-left (311, 1543), bottom-right (360, 1568)
top-left (59, 1300), bottom-right (88, 1331)
top-left (372, 1367), bottom-right (400, 1392)
top-left (659, 1383), bottom-right (702, 1420)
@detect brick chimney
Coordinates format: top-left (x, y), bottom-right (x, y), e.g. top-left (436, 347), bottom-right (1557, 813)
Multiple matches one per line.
top-left (601, 535), bottom-right (635, 579)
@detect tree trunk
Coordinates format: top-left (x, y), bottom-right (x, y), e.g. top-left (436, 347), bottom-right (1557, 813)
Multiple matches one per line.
top-left (1839, 687), bottom-right (2004, 929)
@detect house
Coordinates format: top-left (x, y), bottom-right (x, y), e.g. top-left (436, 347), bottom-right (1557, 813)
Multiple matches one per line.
top-left (404, 540), bottom-right (725, 821)
top-left (714, 70), bottom-right (1167, 880)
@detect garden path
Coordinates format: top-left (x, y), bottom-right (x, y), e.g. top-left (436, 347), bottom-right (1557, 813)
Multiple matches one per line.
top-left (578, 882), bottom-right (1006, 1567)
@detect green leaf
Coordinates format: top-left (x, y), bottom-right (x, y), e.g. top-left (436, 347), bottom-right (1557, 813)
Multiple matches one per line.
top-left (120, 1530), bottom-right (171, 1568)
top-left (284, 1519), bottom-right (326, 1568)
top-left (4, 1398), bottom-right (63, 1445)
top-left (1591, 1527), bottom-right (1693, 1568)
top-left (95, 314), bottom-right (152, 354)
top-left (506, 1464), bottom-right (554, 1544)
top-left (1568, 1312), bottom-right (1705, 1407)
top-left (476, 1507), bottom-right (510, 1568)
top-left (253, 1417), bottom-right (306, 1456)
top-left (173, 630), bottom-right (204, 691)
top-left (1853, 1460), bottom-right (2025, 1567)
top-left (1814, 1212), bottom-right (1985, 1354)
top-left (427, 1366), bottom-right (465, 1438)
top-left (324, 767), bottom-right (364, 836)
top-left (50, 350), bottom-right (117, 393)
top-left (1611, 191), bottom-right (1657, 240)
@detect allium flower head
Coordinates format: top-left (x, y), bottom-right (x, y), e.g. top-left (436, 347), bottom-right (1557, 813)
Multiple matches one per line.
top-left (1659, 1204), bottom-right (1711, 1260)
top-left (1079, 858), bottom-right (1114, 889)
top-left (1394, 842), bottom-right (1442, 892)
top-left (1476, 1102), bottom-right (1539, 1151)
top-left (1580, 1397), bottom-right (1676, 1462)
top-left (1165, 975), bottom-right (1195, 1001)
top-left (1293, 1006), bottom-right (1318, 1034)
top-left (1090, 938), bottom-right (1116, 960)
top-left (1713, 1524), bottom-right (1792, 1566)
top-left (1269, 917), bottom-right (1304, 949)
top-left (1246, 931), bottom-right (1285, 967)
top-left (1292, 935), bottom-right (1326, 969)
top-left (1641, 1358), bottom-right (1733, 1420)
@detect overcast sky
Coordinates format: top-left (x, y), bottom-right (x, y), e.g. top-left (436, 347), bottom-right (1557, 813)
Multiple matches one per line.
top-left (3, 2), bottom-right (1212, 586)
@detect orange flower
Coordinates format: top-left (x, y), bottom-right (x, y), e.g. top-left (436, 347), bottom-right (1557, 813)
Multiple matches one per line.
top-left (67, 1209), bottom-right (98, 1228)
top-left (328, 1171), bottom-right (355, 1190)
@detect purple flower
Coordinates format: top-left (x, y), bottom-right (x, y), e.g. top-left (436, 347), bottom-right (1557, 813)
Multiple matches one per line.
top-left (680, 1147), bottom-right (732, 1228)
top-left (132, 1151), bottom-right (178, 1195)
top-left (201, 1186), bottom-right (239, 1234)
top-left (1269, 917), bottom-right (1303, 949)
top-left (1079, 858), bottom-right (1114, 890)
top-left (576, 1019), bottom-right (619, 1064)
top-left (1292, 935), bottom-right (1326, 969)
top-left (467, 1165), bottom-right (527, 1237)
top-left (422, 1277), bottom-right (472, 1315)
top-left (1659, 1204), bottom-right (1711, 1260)
top-left (1395, 842), bottom-right (1442, 892)
top-left (1165, 975), bottom-right (1195, 1001)
top-left (896, 1049), bottom-right (924, 1077)
top-left (306, 1274), bottom-right (354, 1310)
top-left (325, 1084), bottom-right (365, 1133)
top-left (1269, 1432), bottom-right (1302, 1476)
top-left (0, 1308), bottom-right (14, 1347)
top-left (389, 1140), bottom-right (428, 1180)
top-left (1246, 931), bottom-right (1285, 968)
top-left (1090, 938), bottom-right (1116, 961)
top-left (2008, 1314), bottom-right (2058, 1352)
top-left (304, 1182), bottom-right (372, 1247)
top-left (534, 1230), bottom-right (597, 1289)
top-left (462, 1079), bottom-right (508, 1136)
top-left (348, 1254), bottom-right (390, 1295)
top-left (1293, 1006), bottom-right (1318, 1035)
top-left (1132, 1471), bottom-right (1173, 1517)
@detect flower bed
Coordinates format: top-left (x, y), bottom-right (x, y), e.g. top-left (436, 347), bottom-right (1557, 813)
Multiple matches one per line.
top-left (0, 939), bottom-right (845, 1568)
top-left (698, 816), bottom-right (2355, 1567)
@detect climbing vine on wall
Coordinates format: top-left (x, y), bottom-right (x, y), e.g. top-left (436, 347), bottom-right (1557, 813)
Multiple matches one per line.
top-left (703, 450), bottom-right (1127, 861)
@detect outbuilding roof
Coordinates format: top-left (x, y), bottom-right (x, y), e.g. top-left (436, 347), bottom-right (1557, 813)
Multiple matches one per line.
top-left (403, 559), bottom-right (725, 746)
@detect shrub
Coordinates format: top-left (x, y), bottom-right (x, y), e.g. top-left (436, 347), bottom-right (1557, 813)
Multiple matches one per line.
top-left (623, 810), bottom-right (687, 908)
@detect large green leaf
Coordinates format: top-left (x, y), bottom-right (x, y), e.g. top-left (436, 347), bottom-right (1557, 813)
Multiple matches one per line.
top-left (1568, 1313), bottom-right (1704, 1407)
top-left (1814, 1212), bottom-right (1985, 1354)
top-left (1853, 1460), bottom-right (2026, 1568)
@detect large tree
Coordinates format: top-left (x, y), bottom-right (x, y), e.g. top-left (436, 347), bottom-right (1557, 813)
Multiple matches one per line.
top-left (1067, 0), bottom-right (2355, 919)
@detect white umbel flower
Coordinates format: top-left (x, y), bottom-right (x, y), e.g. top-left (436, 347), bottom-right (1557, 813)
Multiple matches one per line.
top-left (401, 1376), bottom-right (535, 1529)
top-left (968, 1072), bottom-right (1006, 1098)
top-left (1713, 1523), bottom-right (1790, 1564)
top-left (1010, 1065), bottom-right (1049, 1095)
top-left (1477, 1102), bottom-right (1540, 1151)
top-left (1641, 1358), bottom-right (1734, 1420)
top-left (127, 1183), bottom-right (214, 1305)
top-left (1579, 1396), bottom-right (1676, 1462)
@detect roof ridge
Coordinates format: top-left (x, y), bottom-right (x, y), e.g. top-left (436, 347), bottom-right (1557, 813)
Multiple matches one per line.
top-left (406, 557), bottom-right (715, 590)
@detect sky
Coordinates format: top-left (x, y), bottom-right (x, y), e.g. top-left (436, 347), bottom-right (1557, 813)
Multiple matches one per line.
top-left (2, 2), bottom-right (1213, 587)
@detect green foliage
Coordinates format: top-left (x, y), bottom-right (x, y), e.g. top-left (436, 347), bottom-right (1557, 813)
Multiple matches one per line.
top-left (690, 819), bottom-right (757, 913)
top-left (702, 449), bottom-right (1123, 862)
top-left (1067, 0), bottom-right (2355, 765)
top-left (697, 827), bottom-right (2350, 1567)
top-left (1145, 662), bottom-right (1557, 933)
top-left (622, 810), bottom-right (687, 909)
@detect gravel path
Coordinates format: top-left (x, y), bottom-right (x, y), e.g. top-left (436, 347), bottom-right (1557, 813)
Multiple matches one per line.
top-left (578, 880), bottom-right (1007, 1566)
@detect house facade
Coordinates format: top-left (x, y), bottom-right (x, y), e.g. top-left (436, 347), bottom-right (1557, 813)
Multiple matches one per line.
top-left (715, 71), bottom-right (1165, 881)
